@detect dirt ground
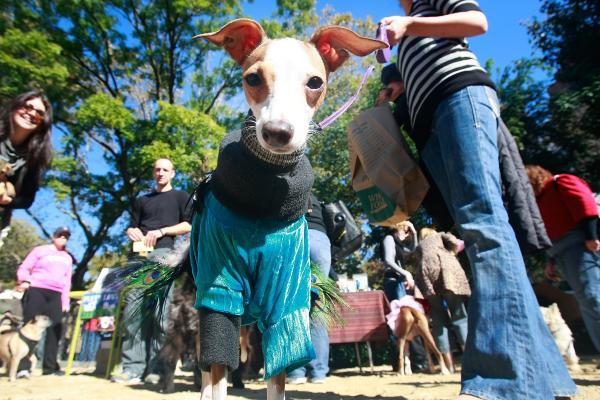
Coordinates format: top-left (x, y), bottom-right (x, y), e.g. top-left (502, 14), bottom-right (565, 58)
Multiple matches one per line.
top-left (2, 358), bottom-right (600, 400)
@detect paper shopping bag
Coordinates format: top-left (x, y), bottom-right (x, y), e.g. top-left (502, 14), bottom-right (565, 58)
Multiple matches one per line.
top-left (348, 104), bottom-right (429, 226)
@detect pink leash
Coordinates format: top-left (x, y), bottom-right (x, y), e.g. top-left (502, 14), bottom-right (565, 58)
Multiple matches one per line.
top-left (318, 65), bottom-right (375, 129)
top-left (317, 25), bottom-right (391, 130)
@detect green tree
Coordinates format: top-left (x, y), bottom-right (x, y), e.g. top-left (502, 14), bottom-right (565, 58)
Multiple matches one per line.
top-left (0, 219), bottom-right (45, 284)
top-left (0, 0), bottom-right (391, 287)
top-left (525, 0), bottom-right (600, 187)
top-left (1, 0), bottom-right (242, 287)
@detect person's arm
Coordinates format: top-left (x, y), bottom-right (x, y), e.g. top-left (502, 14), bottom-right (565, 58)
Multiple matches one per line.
top-left (126, 197), bottom-right (145, 242)
top-left (382, 235), bottom-right (415, 289)
top-left (381, 0), bottom-right (487, 46)
top-left (398, 223), bottom-right (418, 254)
top-left (440, 232), bottom-right (462, 254)
top-left (554, 175), bottom-right (599, 251)
top-left (581, 217), bottom-right (600, 252)
top-left (61, 256), bottom-right (73, 312)
top-left (16, 246), bottom-right (42, 291)
top-left (4, 167), bottom-right (39, 209)
top-left (143, 221), bottom-right (192, 247)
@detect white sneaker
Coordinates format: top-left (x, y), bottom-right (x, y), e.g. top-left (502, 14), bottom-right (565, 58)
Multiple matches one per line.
top-left (144, 373), bottom-right (160, 385)
top-left (286, 376), bottom-right (307, 384)
top-left (111, 372), bottom-right (142, 384)
top-left (16, 370), bottom-right (30, 379)
top-left (309, 377), bottom-right (326, 384)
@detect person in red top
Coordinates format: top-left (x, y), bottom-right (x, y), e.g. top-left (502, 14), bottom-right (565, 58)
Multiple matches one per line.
top-left (526, 165), bottom-right (600, 355)
top-left (15, 226), bottom-right (74, 377)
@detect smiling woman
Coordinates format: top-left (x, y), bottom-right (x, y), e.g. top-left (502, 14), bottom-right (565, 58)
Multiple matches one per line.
top-left (0, 90), bottom-right (54, 231)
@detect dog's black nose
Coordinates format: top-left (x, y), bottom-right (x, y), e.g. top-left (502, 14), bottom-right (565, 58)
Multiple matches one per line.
top-left (262, 120), bottom-right (293, 147)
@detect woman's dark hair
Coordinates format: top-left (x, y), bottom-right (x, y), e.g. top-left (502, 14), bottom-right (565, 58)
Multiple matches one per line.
top-left (0, 90), bottom-right (53, 175)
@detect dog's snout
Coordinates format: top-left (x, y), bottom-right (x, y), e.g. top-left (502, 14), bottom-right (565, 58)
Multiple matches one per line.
top-left (262, 120), bottom-right (293, 147)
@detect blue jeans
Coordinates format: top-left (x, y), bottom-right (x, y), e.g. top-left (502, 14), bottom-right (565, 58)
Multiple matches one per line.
top-left (428, 294), bottom-right (468, 353)
top-left (383, 272), bottom-right (407, 302)
top-left (78, 329), bottom-right (102, 362)
top-left (422, 85), bottom-right (576, 399)
top-left (121, 248), bottom-right (173, 377)
top-left (550, 228), bottom-right (600, 352)
top-left (288, 229), bottom-right (331, 380)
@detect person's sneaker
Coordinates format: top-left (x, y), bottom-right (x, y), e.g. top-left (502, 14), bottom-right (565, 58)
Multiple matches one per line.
top-left (111, 372), bottom-right (142, 384)
top-left (144, 373), bottom-right (160, 385)
top-left (286, 376), bottom-right (307, 384)
top-left (16, 370), bottom-right (30, 379)
top-left (309, 377), bottom-right (326, 384)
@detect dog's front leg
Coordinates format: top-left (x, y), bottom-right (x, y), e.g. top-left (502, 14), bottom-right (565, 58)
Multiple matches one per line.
top-left (202, 364), bottom-right (227, 400)
top-left (7, 356), bottom-right (18, 382)
top-left (199, 370), bottom-right (212, 399)
top-left (267, 372), bottom-right (286, 400)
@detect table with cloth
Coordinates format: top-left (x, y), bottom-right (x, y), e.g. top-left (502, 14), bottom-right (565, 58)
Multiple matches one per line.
top-left (328, 290), bottom-right (390, 373)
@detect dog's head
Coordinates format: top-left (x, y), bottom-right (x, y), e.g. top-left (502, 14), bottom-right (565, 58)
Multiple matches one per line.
top-left (196, 19), bottom-right (387, 154)
top-left (28, 315), bottom-right (52, 330)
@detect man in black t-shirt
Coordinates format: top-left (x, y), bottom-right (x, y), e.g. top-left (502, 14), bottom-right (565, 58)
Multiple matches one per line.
top-left (113, 158), bottom-right (191, 385)
top-left (126, 158), bottom-right (191, 251)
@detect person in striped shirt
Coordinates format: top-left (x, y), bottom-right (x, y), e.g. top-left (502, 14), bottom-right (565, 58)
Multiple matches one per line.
top-left (381, 1), bottom-right (576, 399)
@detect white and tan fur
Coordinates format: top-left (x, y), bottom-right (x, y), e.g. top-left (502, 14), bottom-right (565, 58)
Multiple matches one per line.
top-left (0, 315), bottom-right (51, 381)
top-left (540, 303), bottom-right (581, 373)
top-left (194, 19), bottom-right (386, 400)
top-left (393, 306), bottom-right (451, 376)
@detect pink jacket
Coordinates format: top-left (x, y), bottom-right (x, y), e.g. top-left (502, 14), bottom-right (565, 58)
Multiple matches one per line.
top-left (17, 244), bottom-right (73, 311)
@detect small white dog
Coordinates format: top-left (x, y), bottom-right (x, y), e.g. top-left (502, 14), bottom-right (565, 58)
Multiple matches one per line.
top-left (540, 303), bottom-right (581, 372)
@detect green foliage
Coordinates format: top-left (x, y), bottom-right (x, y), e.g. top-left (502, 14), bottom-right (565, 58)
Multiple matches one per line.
top-left (0, 0), bottom-right (245, 287)
top-left (0, 28), bottom-right (69, 101)
top-left (523, 0), bottom-right (600, 188)
top-left (528, 0), bottom-right (600, 85)
top-left (0, 219), bottom-right (45, 284)
top-left (491, 58), bottom-right (550, 148)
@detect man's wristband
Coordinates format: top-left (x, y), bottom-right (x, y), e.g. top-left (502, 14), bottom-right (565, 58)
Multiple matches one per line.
top-left (159, 228), bottom-right (165, 237)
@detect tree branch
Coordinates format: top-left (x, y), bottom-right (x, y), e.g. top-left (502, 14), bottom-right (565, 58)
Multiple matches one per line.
top-left (24, 210), bottom-right (52, 239)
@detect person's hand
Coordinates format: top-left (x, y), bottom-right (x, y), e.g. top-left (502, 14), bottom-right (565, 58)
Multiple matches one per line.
top-left (585, 239), bottom-right (600, 252)
top-left (143, 229), bottom-right (164, 247)
top-left (127, 227), bottom-right (145, 242)
top-left (404, 274), bottom-right (415, 290)
top-left (544, 262), bottom-right (560, 282)
top-left (376, 88), bottom-right (393, 106)
top-left (0, 193), bottom-right (12, 205)
top-left (15, 281), bottom-right (30, 292)
top-left (62, 306), bottom-right (70, 313)
top-left (380, 16), bottom-right (413, 46)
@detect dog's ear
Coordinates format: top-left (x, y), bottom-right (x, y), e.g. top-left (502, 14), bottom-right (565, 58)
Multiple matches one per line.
top-left (194, 19), bottom-right (266, 65)
top-left (311, 26), bottom-right (388, 72)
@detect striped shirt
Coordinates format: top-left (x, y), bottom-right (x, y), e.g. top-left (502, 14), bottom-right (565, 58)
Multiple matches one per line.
top-left (396, 0), bottom-right (495, 138)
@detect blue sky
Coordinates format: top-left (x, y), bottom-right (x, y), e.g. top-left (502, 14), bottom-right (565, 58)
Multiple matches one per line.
top-left (14, 0), bottom-right (548, 260)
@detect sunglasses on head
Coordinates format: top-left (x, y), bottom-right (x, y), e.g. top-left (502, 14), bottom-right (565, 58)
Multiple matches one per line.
top-left (20, 103), bottom-right (46, 123)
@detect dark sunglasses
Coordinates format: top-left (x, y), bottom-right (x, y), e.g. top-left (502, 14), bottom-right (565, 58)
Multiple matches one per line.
top-left (20, 103), bottom-right (46, 123)
top-left (55, 234), bottom-right (70, 239)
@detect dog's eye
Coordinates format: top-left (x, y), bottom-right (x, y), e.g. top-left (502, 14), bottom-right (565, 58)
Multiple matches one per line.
top-left (244, 73), bottom-right (262, 87)
top-left (306, 76), bottom-right (323, 90)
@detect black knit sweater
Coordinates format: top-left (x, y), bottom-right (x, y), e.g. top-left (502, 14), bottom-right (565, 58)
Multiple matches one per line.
top-left (210, 127), bottom-right (314, 222)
